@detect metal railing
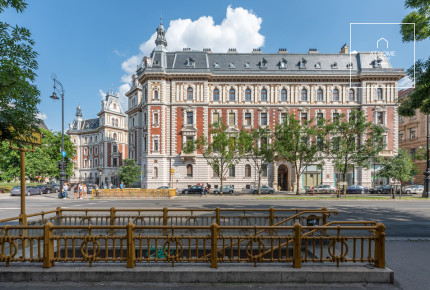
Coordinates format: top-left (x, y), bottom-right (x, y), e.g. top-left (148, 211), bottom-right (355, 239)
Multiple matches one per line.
top-left (92, 188), bottom-right (176, 198)
top-left (0, 222), bottom-right (386, 269)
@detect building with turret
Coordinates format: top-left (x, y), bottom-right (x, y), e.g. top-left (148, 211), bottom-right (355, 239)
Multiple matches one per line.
top-left (125, 21), bottom-right (405, 191)
top-left (67, 91), bottom-right (128, 186)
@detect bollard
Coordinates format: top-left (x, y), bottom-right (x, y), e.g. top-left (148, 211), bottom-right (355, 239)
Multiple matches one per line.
top-left (126, 222), bottom-right (136, 268)
top-left (374, 222), bottom-right (386, 269)
top-left (293, 222), bottom-right (302, 268)
top-left (210, 222), bottom-right (219, 268)
top-left (43, 222), bottom-right (54, 268)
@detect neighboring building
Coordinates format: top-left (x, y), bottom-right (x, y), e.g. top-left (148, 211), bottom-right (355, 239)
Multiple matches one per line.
top-left (67, 91), bottom-right (128, 186)
top-left (398, 88), bottom-right (426, 185)
top-left (125, 22), bottom-right (405, 191)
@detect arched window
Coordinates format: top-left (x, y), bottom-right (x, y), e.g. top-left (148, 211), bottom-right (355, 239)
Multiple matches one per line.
top-left (186, 164), bottom-right (193, 177)
top-left (261, 89), bottom-right (267, 102)
top-left (213, 89), bottom-right (219, 101)
top-left (153, 167), bottom-right (158, 178)
top-left (113, 103), bottom-right (117, 110)
top-left (229, 165), bottom-right (235, 177)
top-left (245, 89), bottom-right (251, 102)
top-left (229, 88), bottom-right (235, 102)
top-left (317, 89), bottom-right (323, 101)
top-left (113, 133), bottom-right (117, 140)
top-left (281, 89), bottom-right (287, 102)
top-left (301, 89), bottom-right (307, 101)
top-left (377, 88), bottom-right (383, 100)
top-left (187, 87), bottom-right (193, 101)
top-left (154, 90), bottom-right (159, 100)
top-left (333, 89), bottom-right (339, 101)
top-left (348, 89), bottom-right (355, 101)
top-left (245, 164), bottom-right (251, 178)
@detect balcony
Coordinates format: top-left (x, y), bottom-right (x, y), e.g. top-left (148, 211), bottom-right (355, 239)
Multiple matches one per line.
top-left (379, 150), bottom-right (393, 157)
top-left (180, 151), bottom-right (197, 163)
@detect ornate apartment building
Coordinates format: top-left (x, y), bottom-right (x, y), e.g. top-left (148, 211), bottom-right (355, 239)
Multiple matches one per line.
top-left (125, 22), bottom-right (405, 191)
top-left (398, 88), bottom-right (426, 185)
top-left (67, 92), bottom-right (128, 186)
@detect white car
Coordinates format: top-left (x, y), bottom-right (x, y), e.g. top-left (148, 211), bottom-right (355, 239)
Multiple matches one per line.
top-left (402, 185), bottom-right (424, 194)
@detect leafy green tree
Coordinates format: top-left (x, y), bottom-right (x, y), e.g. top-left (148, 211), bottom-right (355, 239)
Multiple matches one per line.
top-left (186, 122), bottom-right (240, 194)
top-left (0, 0), bottom-right (41, 141)
top-left (274, 113), bottom-right (327, 195)
top-left (118, 159), bottom-right (141, 188)
top-left (327, 110), bottom-right (385, 197)
top-left (0, 128), bottom-right (75, 181)
top-left (238, 127), bottom-right (274, 194)
top-left (379, 149), bottom-right (419, 199)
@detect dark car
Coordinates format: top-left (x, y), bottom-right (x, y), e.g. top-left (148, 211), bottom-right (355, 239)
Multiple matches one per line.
top-left (35, 184), bottom-right (57, 194)
top-left (51, 184), bottom-right (60, 192)
top-left (346, 185), bottom-right (369, 194)
top-left (376, 185), bottom-right (393, 194)
top-left (10, 186), bottom-right (42, 196)
top-left (182, 185), bottom-right (204, 194)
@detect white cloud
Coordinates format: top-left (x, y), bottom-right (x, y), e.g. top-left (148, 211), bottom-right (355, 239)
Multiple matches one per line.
top-left (98, 89), bottom-right (106, 99)
top-left (113, 49), bottom-right (126, 57)
top-left (117, 6), bottom-right (265, 106)
top-left (399, 76), bottom-right (414, 89)
top-left (36, 113), bottom-right (47, 120)
top-left (118, 83), bottom-right (131, 110)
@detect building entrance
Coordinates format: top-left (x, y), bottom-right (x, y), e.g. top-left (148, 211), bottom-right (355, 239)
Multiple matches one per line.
top-left (278, 165), bottom-right (289, 191)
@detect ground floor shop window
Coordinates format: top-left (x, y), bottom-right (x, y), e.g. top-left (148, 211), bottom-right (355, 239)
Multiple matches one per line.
top-left (302, 165), bottom-right (322, 189)
top-left (334, 167), bottom-right (354, 187)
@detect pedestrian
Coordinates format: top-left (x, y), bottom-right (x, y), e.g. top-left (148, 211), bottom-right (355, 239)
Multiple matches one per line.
top-left (79, 183), bottom-right (83, 199)
top-left (109, 182), bottom-right (113, 189)
top-left (120, 182), bottom-right (124, 190)
top-left (63, 183), bottom-right (68, 198)
top-left (83, 184), bottom-right (88, 198)
top-left (73, 184), bottom-right (78, 199)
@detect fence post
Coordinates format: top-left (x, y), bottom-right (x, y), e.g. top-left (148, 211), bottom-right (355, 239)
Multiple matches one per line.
top-left (110, 207), bottom-right (116, 226)
top-left (163, 207), bottom-right (168, 235)
top-left (210, 222), bottom-right (219, 268)
top-left (126, 222), bottom-right (136, 268)
top-left (293, 222), bottom-right (302, 268)
top-left (55, 207), bottom-right (63, 226)
top-left (269, 207), bottom-right (275, 226)
top-left (321, 207), bottom-right (328, 235)
top-left (43, 222), bottom-right (54, 268)
top-left (215, 207), bottom-right (221, 225)
top-left (374, 222), bottom-right (386, 269)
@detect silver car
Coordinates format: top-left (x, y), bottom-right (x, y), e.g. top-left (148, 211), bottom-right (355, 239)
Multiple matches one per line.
top-left (10, 186), bottom-right (42, 196)
top-left (251, 185), bottom-right (274, 194)
top-left (402, 185), bottom-right (424, 194)
top-left (213, 185), bottom-right (234, 194)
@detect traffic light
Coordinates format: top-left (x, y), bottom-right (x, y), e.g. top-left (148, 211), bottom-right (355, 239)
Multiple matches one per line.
top-left (57, 161), bottom-right (62, 170)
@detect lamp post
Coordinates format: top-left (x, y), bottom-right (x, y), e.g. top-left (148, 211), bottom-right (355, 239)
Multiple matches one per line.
top-left (50, 74), bottom-right (66, 198)
top-left (424, 114), bottom-right (430, 198)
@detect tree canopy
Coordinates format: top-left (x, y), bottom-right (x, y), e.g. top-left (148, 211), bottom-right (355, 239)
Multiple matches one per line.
top-left (118, 159), bottom-right (141, 187)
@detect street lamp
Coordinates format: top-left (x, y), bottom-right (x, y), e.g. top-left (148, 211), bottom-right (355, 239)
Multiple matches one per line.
top-left (424, 114), bottom-right (430, 198)
top-left (50, 74), bottom-right (66, 198)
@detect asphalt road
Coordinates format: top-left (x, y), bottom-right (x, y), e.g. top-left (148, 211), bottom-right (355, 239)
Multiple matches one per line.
top-left (1, 192), bottom-right (429, 289)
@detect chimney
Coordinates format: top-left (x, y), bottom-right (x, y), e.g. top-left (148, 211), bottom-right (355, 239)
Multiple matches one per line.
top-left (203, 48), bottom-right (212, 53)
top-left (183, 48), bottom-right (191, 51)
top-left (227, 48), bottom-right (237, 53)
top-left (340, 44), bottom-right (348, 54)
top-left (278, 48), bottom-right (288, 53)
top-left (252, 48), bottom-right (262, 54)
top-left (308, 48), bottom-right (319, 53)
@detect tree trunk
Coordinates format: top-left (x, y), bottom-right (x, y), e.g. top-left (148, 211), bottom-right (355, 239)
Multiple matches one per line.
top-left (296, 173), bottom-right (301, 195)
top-left (219, 163), bottom-right (223, 195)
top-left (258, 171), bottom-right (261, 195)
top-left (342, 172), bottom-right (347, 197)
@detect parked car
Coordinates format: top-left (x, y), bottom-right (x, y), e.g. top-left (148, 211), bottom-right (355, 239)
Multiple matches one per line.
top-left (251, 185), bottom-right (274, 194)
top-left (10, 186), bottom-right (42, 196)
top-left (35, 184), bottom-right (57, 194)
top-left (213, 185), bottom-right (234, 194)
top-left (182, 185), bottom-right (204, 194)
top-left (375, 185), bottom-right (393, 194)
top-left (346, 185), bottom-right (369, 194)
top-left (157, 186), bottom-right (170, 189)
top-left (51, 184), bottom-right (60, 192)
top-left (306, 184), bottom-right (336, 194)
top-left (402, 185), bottom-right (424, 195)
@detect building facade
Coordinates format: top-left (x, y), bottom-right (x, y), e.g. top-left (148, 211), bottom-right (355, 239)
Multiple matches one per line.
top-left (126, 22), bottom-right (405, 191)
top-left (67, 92), bottom-right (128, 186)
top-left (398, 88), bottom-right (426, 185)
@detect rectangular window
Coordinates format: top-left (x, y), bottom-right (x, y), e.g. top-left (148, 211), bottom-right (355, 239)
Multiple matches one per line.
top-left (113, 158), bottom-right (117, 167)
top-left (213, 113), bottom-right (219, 125)
top-left (154, 140), bottom-right (159, 152)
top-left (261, 113), bottom-right (268, 126)
top-left (229, 166), bottom-right (235, 177)
top-left (410, 128), bottom-right (416, 140)
top-left (376, 112), bottom-right (384, 125)
top-left (410, 148), bottom-right (416, 160)
top-left (316, 113), bottom-right (324, 125)
top-left (186, 112), bottom-right (193, 125)
top-left (399, 132), bottom-right (403, 141)
top-left (113, 145), bottom-right (117, 153)
top-left (229, 112), bottom-right (235, 126)
top-left (153, 113), bottom-right (159, 125)
top-left (245, 112), bottom-right (252, 126)
top-left (399, 116), bottom-right (403, 123)
top-left (333, 112), bottom-right (339, 121)
top-left (301, 113), bottom-right (307, 124)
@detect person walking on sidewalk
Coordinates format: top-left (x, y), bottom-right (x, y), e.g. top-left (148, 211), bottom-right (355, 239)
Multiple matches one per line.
top-left (83, 184), bottom-right (88, 199)
top-left (79, 183), bottom-right (83, 199)
top-left (73, 184), bottom-right (78, 199)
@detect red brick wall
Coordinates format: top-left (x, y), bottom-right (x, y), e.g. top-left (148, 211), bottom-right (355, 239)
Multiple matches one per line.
top-left (107, 143), bottom-right (111, 167)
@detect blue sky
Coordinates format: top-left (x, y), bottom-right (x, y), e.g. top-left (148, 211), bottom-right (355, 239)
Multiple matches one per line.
top-left (3, 0), bottom-right (430, 132)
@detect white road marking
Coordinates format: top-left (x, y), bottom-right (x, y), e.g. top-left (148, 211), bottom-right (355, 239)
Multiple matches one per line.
top-left (0, 208), bottom-right (21, 209)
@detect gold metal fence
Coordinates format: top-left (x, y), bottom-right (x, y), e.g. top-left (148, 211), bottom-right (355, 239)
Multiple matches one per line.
top-left (0, 222), bottom-right (386, 269)
top-left (91, 188), bottom-right (176, 198)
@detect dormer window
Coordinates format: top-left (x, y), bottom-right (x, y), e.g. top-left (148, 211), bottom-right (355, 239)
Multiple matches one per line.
top-left (331, 62), bottom-right (338, 69)
top-left (229, 63), bottom-right (235, 69)
top-left (373, 57), bottom-right (382, 68)
top-left (315, 62), bottom-right (321, 69)
top-left (279, 58), bottom-right (287, 69)
top-left (347, 62), bottom-right (353, 69)
top-left (185, 57), bottom-right (195, 67)
top-left (298, 58), bottom-right (307, 69)
top-left (213, 62), bottom-right (219, 68)
top-left (244, 62), bottom-right (251, 68)
top-left (259, 58), bottom-right (268, 69)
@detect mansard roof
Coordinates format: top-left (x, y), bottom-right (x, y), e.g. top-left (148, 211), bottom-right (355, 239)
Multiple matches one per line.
top-left (69, 118), bottom-right (99, 133)
top-left (140, 50), bottom-right (404, 77)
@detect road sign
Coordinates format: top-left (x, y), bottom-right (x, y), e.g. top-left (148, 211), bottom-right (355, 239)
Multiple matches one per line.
top-left (61, 151), bottom-right (67, 157)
